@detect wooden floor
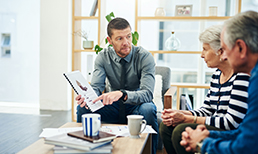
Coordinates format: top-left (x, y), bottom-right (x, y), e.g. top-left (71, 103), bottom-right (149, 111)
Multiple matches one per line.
top-left (0, 110), bottom-right (72, 154)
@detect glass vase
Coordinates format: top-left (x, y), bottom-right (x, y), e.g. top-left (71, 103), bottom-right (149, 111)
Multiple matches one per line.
top-left (165, 31), bottom-right (181, 51)
top-left (155, 7), bottom-right (166, 16)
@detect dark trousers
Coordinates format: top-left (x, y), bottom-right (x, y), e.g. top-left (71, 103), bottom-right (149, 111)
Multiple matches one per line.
top-left (159, 122), bottom-right (224, 154)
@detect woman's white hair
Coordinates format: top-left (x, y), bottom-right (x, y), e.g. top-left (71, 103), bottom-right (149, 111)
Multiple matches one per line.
top-left (199, 25), bottom-right (222, 53)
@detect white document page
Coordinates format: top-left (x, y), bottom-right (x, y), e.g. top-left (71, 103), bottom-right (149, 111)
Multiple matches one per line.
top-left (64, 70), bottom-right (104, 112)
top-left (100, 125), bottom-right (157, 137)
top-left (39, 127), bottom-right (83, 138)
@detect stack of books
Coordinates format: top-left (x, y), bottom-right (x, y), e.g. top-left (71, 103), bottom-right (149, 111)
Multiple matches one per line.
top-left (44, 130), bottom-right (116, 154)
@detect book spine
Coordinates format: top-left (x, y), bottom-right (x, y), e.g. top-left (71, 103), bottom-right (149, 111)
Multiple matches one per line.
top-left (63, 73), bottom-right (79, 95)
top-left (45, 140), bottom-right (90, 151)
top-left (91, 140), bottom-right (112, 150)
top-left (63, 73), bottom-right (91, 111)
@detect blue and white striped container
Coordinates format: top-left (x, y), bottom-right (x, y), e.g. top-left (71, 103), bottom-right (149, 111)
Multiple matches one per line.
top-left (82, 113), bottom-right (101, 136)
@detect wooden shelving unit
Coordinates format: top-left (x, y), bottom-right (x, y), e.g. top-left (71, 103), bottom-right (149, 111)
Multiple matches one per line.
top-left (149, 50), bottom-right (202, 56)
top-left (134, 0), bottom-right (242, 109)
top-left (71, 0), bottom-right (101, 121)
top-left (74, 16), bottom-right (99, 20)
top-left (135, 0), bottom-right (242, 56)
top-left (137, 16), bottom-right (231, 20)
top-left (74, 49), bottom-right (96, 53)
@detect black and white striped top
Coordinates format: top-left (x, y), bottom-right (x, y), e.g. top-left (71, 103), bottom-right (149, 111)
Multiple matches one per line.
top-left (190, 69), bottom-right (249, 130)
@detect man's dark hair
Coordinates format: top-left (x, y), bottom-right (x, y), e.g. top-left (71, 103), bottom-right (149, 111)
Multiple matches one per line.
top-left (107, 17), bottom-right (131, 38)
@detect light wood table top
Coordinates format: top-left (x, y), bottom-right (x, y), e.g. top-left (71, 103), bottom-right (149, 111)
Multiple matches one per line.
top-left (18, 122), bottom-right (152, 154)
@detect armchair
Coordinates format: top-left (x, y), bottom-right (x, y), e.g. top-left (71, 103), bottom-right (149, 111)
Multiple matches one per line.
top-left (155, 66), bottom-right (177, 150)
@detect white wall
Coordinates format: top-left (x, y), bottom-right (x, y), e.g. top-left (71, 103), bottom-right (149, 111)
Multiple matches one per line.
top-left (40, 0), bottom-right (71, 110)
top-left (0, 0), bottom-right (40, 105)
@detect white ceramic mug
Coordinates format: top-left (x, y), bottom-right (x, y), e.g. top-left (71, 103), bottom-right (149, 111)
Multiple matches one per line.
top-left (127, 115), bottom-right (147, 138)
top-left (82, 113), bottom-right (101, 136)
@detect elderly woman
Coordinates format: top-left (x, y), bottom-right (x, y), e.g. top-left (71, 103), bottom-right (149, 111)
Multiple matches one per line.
top-left (159, 25), bottom-right (250, 154)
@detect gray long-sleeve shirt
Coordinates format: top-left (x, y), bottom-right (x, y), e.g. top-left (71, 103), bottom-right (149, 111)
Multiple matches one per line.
top-left (91, 45), bottom-right (155, 105)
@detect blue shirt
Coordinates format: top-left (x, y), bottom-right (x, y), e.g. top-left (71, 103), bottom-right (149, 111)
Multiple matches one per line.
top-left (91, 45), bottom-right (155, 105)
top-left (201, 60), bottom-right (258, 154)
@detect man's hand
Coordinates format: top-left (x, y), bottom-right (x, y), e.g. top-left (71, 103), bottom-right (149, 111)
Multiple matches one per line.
top-left (180, 125), bottom-right (209, 152)
top-left (161, 109), bottom-right (185, 126)
top-left (75, 95), bottom-right (88, 109)
top-left (93, 91), bottom-right (123, 105)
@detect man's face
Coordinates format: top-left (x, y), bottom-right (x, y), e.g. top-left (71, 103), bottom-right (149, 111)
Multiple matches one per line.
top-left (107, 27), bottom-right (132, 58)
top-left (221, 29), bottom-right (241, 72)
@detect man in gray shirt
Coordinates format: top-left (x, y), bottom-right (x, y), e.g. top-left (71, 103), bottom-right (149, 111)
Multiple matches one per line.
top-left (76, 17), bottom-right (158, 154)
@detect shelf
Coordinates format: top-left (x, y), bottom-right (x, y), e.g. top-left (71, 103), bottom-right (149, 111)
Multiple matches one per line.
top-left (150, 50), bottom-right (202, 54)
top-left (73, 50), bottom-right (202, 54)
top-left (74, 16), bottom-right (99, 20)
top-left (137, 16), bottom-right (231, 21)
top-left (170, 82), bottom-right (210, 89)
top-left (74, 49), bottom-right (95, 53)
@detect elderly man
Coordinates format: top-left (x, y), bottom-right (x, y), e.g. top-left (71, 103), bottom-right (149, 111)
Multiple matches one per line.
top-left (180, 10), bottom-right (258, 154)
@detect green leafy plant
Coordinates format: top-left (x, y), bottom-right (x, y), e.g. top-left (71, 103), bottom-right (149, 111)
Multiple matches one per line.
top-left (94, 12), bottom-right (139, 54)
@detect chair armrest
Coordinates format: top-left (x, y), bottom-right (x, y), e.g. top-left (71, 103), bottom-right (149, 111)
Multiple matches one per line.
top-left (164, 86), bottom-right (177, 109)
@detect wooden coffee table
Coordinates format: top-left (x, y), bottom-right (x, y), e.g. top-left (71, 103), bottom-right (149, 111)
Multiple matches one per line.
top-left (18, 122), bottom-right (152, 154)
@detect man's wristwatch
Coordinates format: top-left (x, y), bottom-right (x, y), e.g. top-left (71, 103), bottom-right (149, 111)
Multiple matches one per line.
top-left (196, 139), bottom-right (203, 153)
top-left (119, 90), bottom-right (127, 102)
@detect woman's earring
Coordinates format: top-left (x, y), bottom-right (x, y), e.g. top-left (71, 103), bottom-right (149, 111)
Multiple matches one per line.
top-left (220, 58), bottom-right (223, 62)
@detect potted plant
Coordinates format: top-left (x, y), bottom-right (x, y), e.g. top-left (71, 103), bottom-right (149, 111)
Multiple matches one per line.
top-left (94, 12), bottom-right (139, 54)
top-left (73, 30), bottom-right (94, 49)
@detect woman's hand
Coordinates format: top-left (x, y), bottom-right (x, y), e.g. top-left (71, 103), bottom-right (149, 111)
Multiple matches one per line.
top-left (161, 109), bottom-right (185, 126)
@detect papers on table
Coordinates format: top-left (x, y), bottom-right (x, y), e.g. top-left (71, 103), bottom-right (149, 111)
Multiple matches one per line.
top-left (100, 125), bottom-right (157, 137)
top-left (39, 125), bottom-right (157, 138)
top-left (100, 126), bottom-right (129, 137)
top-left (144, 125), bottom-right (158, 134)
top-left (39, 127), bottom-right (83, 138)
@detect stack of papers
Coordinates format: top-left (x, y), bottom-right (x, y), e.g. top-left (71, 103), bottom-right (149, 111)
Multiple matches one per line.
top-left (45, 133), bottom-right (113, 153)
top-left (53, 144), bottom-right (113, 154)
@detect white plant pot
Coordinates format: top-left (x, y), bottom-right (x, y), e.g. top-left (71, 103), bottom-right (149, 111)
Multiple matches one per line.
top-left (83, 40), bottom-right (94, 49)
